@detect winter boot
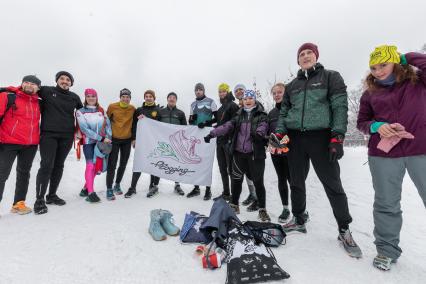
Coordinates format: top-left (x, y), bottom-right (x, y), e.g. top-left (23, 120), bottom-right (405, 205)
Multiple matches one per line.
top-left (278, 207), bottom-right (291, 223)
top-left (147, 185), bottom-right (159, 198)
top-left (216, 192), bottom-right (231, 202)
top-left (373, 255), bottom-right (395, 271)
top-left (258, 208), bottom-right (271, 222)
top-left (113, 183), bottom-right (123, 195)
top-left (106, 189), bottom-right (116, 201)
top-left (242, 194), bottom-right (256, 206)
top-left (34, 199), bottom-right (48, 215)
top-left (159, 210), bottom-right (180, 236)
top-left (124, 187), bottom-right (136, 198)
top-left (86, 192), bottom-right (101, 203)
top-left (174, 183), bottom-right (184, 196)
top-left (149, 209), bottom-right (167, 241)
top-left (186, 186), bottom-right (200, 198)
top-left (203, 187), bottom-right (212, 201)
top-left (338, 229), bottom-right (363, 258)
top-left (46, 194), bottom-right (66, 206)
top-left (229, 203), bottom-right (240, 214)
top-left (79, 187), bottom-right (88, 197)
top-left (282, 217), bottom-right (307, 234)
top-left (247, 200), bottom-right (259, 212)
top-left (11, 201), bottom-right (32, 215)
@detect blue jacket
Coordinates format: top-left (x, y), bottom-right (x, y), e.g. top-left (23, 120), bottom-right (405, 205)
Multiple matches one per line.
top-left (76, 106), bottom-right (112, 145)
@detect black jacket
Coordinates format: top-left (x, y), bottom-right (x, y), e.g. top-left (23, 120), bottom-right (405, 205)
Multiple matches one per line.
top-left (158, 105), bottom-right (187, 125)
top-left (215, 92), bottom-right (239, 145)
top-left (39, 86), bottom-right (83, 134)
top-left (132, 102), bottom-right (161, 139)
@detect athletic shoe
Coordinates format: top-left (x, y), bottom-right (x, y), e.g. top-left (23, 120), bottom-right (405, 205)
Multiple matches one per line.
top-left (46, 194), bottom-right (66, 206)
top-left (124, 187), bottom-right (136, 198)
top-left (258, 208), bottom-right (271, 222)
top-left (282, 217), bottom-right (307, 233)
top-left (10, 201), bottom-right (32, 215)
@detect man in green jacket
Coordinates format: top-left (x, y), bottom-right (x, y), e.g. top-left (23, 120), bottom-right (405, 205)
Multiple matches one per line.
top-left (273, 43), bottom-right (361, 258)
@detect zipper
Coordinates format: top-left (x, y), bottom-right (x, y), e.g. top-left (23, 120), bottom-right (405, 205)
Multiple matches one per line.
top-left (301, 71), bottom-right (309, 131)
top-left (30, 98), bottom-right (34, 144)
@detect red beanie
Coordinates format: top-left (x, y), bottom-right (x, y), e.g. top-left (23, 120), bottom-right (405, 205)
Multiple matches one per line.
top-left (297, 43), bottom-right (319, 63)
top-left (84, 88), bottom-right (98, 97)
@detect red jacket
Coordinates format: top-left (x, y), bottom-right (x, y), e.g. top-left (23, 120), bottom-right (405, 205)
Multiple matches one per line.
top-left (0, 86), bottom-right (41, 145)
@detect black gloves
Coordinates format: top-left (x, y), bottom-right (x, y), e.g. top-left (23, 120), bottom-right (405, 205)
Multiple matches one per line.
top-left (198, 120), bottom-right (212, 129)
top-left (204, 134), bottom-right (213, 143)
top-left (329, 133), bottom-right (344, 162)
top-left (189, 114), bottom-right (198, 125)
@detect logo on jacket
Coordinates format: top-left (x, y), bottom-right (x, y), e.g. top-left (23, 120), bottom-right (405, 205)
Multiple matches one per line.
top-left (151, 111), bottom-right (157, 118)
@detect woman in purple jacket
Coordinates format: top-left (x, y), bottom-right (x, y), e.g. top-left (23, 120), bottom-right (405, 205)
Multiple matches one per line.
top-left (357, 46), bottom-right (426, 271)
top-left (204, 90), bottom-right (271, 222)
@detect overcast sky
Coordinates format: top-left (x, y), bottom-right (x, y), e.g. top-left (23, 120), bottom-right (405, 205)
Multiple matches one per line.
top-left (1, 0), bottom-right (425, 113)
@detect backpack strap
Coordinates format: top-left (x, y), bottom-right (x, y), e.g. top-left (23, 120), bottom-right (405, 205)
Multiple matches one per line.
top-left (0, 91), bottom-right (17, 124)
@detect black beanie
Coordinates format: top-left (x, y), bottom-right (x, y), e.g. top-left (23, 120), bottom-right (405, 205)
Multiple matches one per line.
top-left (167, 92), bottom-right (177, 99)
top-left (120, 88), bottom-right (131, 98)
top-left (194, 83), bottom-right (205, 92)
top-left (55, 71), bottom-right (74, 86)
top-left (22, 75), bottom-right (41, 87)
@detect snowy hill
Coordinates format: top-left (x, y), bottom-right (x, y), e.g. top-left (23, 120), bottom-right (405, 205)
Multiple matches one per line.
top-left (0, 147), bottom-right (425, 284)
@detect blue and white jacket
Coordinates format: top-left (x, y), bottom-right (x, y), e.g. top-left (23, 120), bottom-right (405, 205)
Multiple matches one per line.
top-left (76, 106), bottom-right (112, 145)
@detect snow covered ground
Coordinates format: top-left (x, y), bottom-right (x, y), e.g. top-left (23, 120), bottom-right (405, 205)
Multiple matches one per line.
top-left (0, 147), bottom-right (425, 284)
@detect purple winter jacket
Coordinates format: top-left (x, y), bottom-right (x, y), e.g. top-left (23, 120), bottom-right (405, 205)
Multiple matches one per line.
top-left (357, 52), bottom-right (426, 158)
top-left (210, 104), bottom-right (268, 158)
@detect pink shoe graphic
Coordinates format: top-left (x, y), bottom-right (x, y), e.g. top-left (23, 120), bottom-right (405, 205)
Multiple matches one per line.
top-left (169, 130), bottom-right (202, 164)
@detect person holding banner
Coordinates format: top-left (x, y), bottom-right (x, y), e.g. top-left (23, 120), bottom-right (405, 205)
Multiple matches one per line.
top-left (187, 83), bottom-right (217, 201)
top-left (204, 90), bottom-right (271, 222)
top-left (126, 90), bottom-right (162, 198)
top-left (76, 88), bottom-right (112, 203)
top-left (106, 89), bottom-right (135, 200)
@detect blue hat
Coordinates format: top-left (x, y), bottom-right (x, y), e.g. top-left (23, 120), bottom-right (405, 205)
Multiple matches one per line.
top-left (243, 89), bottom-right (256, 100)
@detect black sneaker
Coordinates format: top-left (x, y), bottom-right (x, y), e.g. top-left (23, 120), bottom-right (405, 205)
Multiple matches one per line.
top-left (124, 187), bottom-right (136, 198)
top-left (147, 185), bottom-right (159, 198)
top-left (174, 184), bottom-right (184, 196)
top-left (34, 199), bottom-right (48, 215)
top-left (79, 188), bottom-right (88, 197)
top-left (278, 208), bottom-right (291, 223)
top-left (203, 187), bottom-right (212, 201)
top-left (186, 187), bottom-right (200, 198)
top-left (242, 194), bottom-right (256, 206)
top-left (303, 211), bottom-right (310, 223)
top-left (215, 193), bottom-right (231, 202)
top-left (86, 192), bottom-right (101, 203)
top-left (258, 208), bottom-right (271, 222)
top-left (247, 200), bottom-right (259, 212)
top-left (46, 194), bottom-right (66, 206)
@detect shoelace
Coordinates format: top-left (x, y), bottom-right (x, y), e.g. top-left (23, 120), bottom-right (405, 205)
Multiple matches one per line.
top-left (15, 201), bottom-right (27, 209)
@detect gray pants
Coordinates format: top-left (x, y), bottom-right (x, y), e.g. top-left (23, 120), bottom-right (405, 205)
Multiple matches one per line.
top-left (369, 155), bottom-right (426, 260)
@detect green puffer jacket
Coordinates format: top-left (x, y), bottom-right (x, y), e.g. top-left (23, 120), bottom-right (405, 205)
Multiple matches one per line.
top-left (276, 63), bottom-right (348, 135)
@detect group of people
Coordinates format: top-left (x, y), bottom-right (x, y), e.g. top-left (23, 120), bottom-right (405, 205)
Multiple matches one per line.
top-left (0, 42), bottom-right (425, 272)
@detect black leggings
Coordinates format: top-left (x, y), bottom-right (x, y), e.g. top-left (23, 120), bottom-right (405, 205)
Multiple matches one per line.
top-left (231, 152), bottom-right (266, 208)
top-left (217, 143), bottom-right (231, 195)
top-left (270, 154), bottom-right (290, 206)
top-left (106, 140), bottom-right (131, 188)
top-left (130, 172), bottom-right (159, 189)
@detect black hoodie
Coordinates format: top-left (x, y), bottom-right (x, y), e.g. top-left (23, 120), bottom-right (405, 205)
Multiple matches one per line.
top-left (215, 92), bottom-right (239, 145)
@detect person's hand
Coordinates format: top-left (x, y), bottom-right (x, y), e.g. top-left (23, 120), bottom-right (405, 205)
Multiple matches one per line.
top-left (198, 122), bottom-right (205, 129)
top-left (378, 123), bottom-right (398, 138)
top-left (131, 140), bottom-right (136, 148)
top-left (204, 134), bottom-right (213, 143)
top-left (103, 138), bottom-right (112, 144)
top-left (269, 133), bottom-right (290, 148)
top-left (138, 114), bottom-right (145, 120)
top-left (329, 133), bottom-right (344, 162)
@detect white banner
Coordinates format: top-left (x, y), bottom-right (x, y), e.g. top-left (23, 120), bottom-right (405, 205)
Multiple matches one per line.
top-left (132, 118), bottom-right (216, 186)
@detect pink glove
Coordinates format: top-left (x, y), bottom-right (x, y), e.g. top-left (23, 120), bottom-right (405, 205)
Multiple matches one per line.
top-left (377, 123), bottom-right (414, 153)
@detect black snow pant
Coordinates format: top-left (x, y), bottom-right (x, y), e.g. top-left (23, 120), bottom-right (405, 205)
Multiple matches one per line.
top-left (130, 172), bottom-right (159, 189)
top-left (106, 139), bottom-right (131, 189)
top-left (0, 144), bottom-right (38, 205)
top-left (217, 143), bottom-right (232, 195)
top-left (231, 151), bottom-right (266, 208)
top-left (270, 154), bottom-right (291, 206)
top-left (287, 129), bottom-right (352, 230)
top-left (36, 132), bottom-right (74, 200)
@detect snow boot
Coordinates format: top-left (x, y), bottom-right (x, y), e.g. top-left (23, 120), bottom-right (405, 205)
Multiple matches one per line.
top-left (203, 187), bottom-right (212, 201)
top-left (149, 209), bottom-right (167, 241)
top-left (34, 199), bottom-right (48, 215)
top-left (147, 185), bottom-right (159, 198)
top-left (113, 183), bottom-right (123, 195)
top-left (11, 201), bottom-right (32, 215)
top-left (174, 184), bottom-right (184, 196)
top-left (186, 186), bottom-right (200, 198)
top-left (242, 194), bottom-right (256, 206)
top-left (46, 194), bottom-right (66, 206)
top-left (373, 255), bottom-right (395, 271)
top-left (278, 207), bottom-right (291, 223)
top-left (229, 203), bottom-right (240, 214)
top-left (79, 187), bottom-right (88, 197)
top-left (124, 187), bottom-right (136, 198)
top-left (106, 189), bottom-right (116, 201)
top-left (282, 217), bottom-right (307, 234)
top-left (86, 192), bottom-right (101, 203)
top-left (258, 208), bottom-right (271, 222)
top-left (247, 200), bottom-right (259, 212)
top-left (159, 210), bottom-right (180, 236)
top-left (338, 229), bottom-right (363, 258)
